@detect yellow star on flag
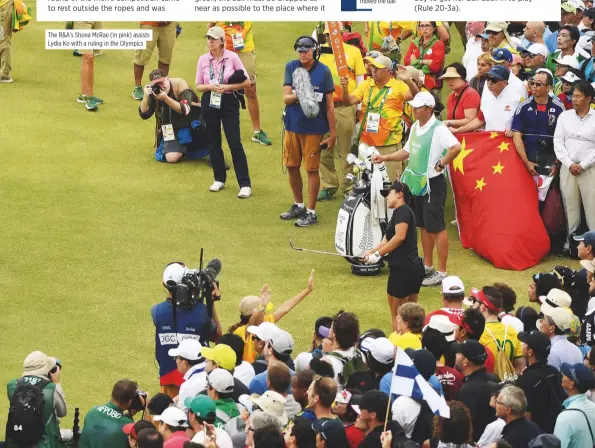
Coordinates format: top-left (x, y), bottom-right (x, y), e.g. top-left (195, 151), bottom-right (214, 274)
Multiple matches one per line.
top-left (453, 138), bottom-right (474, 175)
top-left (475, 177), bottom-right (487, 191)
top-left (490, 132), bottom-right (499, 140)
top-left (498, 142), bottom-right (510, 153)
top-left (492, 161), bottom-right (505, 175)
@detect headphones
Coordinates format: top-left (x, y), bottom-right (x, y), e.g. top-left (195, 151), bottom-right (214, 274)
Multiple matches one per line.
top-left (294, 35), bottom-right (321, 60)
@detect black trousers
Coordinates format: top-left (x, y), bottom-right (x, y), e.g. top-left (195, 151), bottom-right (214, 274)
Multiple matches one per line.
top-left (201, 92), bottom-right (251, 187)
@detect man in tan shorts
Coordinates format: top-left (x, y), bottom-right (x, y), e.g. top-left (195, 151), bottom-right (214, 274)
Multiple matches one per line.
top-left (132, 22), bottom-right (177, 100)
top-left (74, 22), bottom-right (104, 111)
top-left (208, 22), bottom-right (272, 146)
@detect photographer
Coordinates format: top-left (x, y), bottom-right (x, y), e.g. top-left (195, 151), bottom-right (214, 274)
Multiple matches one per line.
top-left (79, 379), bottom-right (139, 447)
top-left (152, 262), bottom-right (222, 399)
top-left (6, 351), bottom-right (67, 448)
top-left (139, 69), bottom-right (208, 163)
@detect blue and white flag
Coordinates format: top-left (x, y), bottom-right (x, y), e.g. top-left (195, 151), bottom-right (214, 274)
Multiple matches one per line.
top-left (390, 347), bottom-right (450, 418)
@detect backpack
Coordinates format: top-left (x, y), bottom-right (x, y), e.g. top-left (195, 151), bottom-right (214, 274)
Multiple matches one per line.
top-left (486, 327), bottom-right (517, 382)
top-left (6, 377), bottom-right (52, 447)
top-left (328, 349), bottom-right (368, 386)
top-left (541, 176), bottom-right (566, 236)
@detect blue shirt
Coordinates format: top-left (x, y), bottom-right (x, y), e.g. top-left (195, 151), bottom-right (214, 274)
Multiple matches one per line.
top-left (545, 31), bottom-right (558, 54)
top-left (521, 26), bottom-right (552, 50)
top-left (511, 95), bottom-right (565, 163)
top-left (249, 368), bottom-right (295, 395)
top-left (554, 394), bottom-right (595, 448)
top-left (379, 371), bottom-right (444, 399)
top-left (548, 335), bottom-right (584, 371)
top-left (283, 60), bottom-right (335, 135)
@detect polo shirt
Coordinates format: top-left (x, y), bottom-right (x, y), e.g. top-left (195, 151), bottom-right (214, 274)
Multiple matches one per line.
top-left (547, 335), bottom-right (583, 371)
top-left (446, 84), bottom-right (481, 121)
top-left (554, 108), bottom-right (595, 170)
top-left (478, 83), bottom-right (522, 131)
top-left (456, 368), bottom-right (497, 442)
top-left (501, 417), bottom-right (543, 448)
top-left (195, 49), bottom-right (249, 91)
top-left (233, 360), bottom-right (255, 388)
top-left (515, 361), bottom-right (566, 433)
top-left (177, 363), bottom-right (207, 412)
top-left (79, 402), bottom-right (133, 448)
top-left (283, 60), bottom-right (335, 135)
top-left (164, 431), bottom-right (190, 448)
top-left (554, 393), bottom-right (595, 448)
top-left (319, 42), bottom-right (366, 101)
top-left (511, 96), bottom-right (565, 163)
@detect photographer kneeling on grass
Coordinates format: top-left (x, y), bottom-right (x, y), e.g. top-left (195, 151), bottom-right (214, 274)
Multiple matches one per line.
top-left (139, 69), bottom-right (209, 163)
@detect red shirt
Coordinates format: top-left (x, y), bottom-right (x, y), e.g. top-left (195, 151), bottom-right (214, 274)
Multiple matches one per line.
top-left (485, 345), bottom-right (495, 374)
top-left (435, 365), bottom-right (464, 400)
top-left (164, 431), bottom-right (190, 448)
top-left (345, 424), bottom-right (365, 448)
top-left (558, 92), bottom-right (572, 110)
top-left (446, 85), bottom-right (481, 121)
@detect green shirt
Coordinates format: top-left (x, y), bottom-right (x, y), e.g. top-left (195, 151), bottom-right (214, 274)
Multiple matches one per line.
top-left (79, 402), bottom-right (133, 448)
top-left (214, 398), bottom-right (240, 429)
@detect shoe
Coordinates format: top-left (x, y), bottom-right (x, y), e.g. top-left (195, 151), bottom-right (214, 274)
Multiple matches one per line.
top-left (280, 204), bottom-right (306, 220)
top-left (317, 189), bottom-right (335, 202)
top-left (238, 187), bottom-right (252, 198)
top-left (209, 181), bottom-right (225, 192)
top-left (73, 50), bottom-right (82, 57)
top-left (132, 86), bottom-right (143, 100)
top-left (77, 93), bottom-right (88, 104)
top-left (89, 95), bottom-right (104, 105)
top-left (0, 77), bottom-right (13, 83)
top-left (251, 129), bottom-right (272, 146)
top-left (295, 211), bottom-right (318, 227)
top-left (85, 96), bottom-right (100, 111)
top-left (422, 271), bottom-right (447, 287)
top-left (424, 265), bottom-right (435, 277)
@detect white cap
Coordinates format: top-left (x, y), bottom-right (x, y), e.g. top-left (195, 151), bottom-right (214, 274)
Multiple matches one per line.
top-left (540, 305), bottom-right (574, 331)
top-left (153, 406), bottom-right (189, 427)
top-left (539, 288), bottom-right (573, 315)
top-left (359, 336), bottom-right (376, 353)
top-left (578, 35), bottom-right (592, 53)
top-left (408, 91), bottom-right (436, 108)
top-left (268, 328), bottom-right (294, 355)
top-left (207, 368), bottom-right (235, 394)
top-left (294, 352), bottom-right (314, 372)
top-left (251, 391), bottom-right (289, 426)
top-left (501, 315), bottom-right (524, 333)
top-left (247, 322), bottom-right (278, 342)
top-left (526, 43), bottom-right (548, 57)
top-left (535, 68), bottom-right (555, 79)
top-left (168, 339), bottom-right (203, 360)
top-left (561, 71), bottom-right (582, 84)
top-left (163, 262), bottom-right (186, 286)
top-left (424, 315), bottom-right (458, 342)
top-left (554, 55), bottom-right (580, 70)
top-left (442, 276), bottom-right (465, 295)
top-left (368, 337), bottom-right (395, 364)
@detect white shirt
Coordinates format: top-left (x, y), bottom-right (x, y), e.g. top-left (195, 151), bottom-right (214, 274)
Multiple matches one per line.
top-left (480, 83), bottom-right (522, 131)
top-left (391, 396), bottom-right (421, 438)
top-left (192, 427), bottom-right (233, 448)
top-left (233, 361), bottom-right (255, 389)
top-left (477, 418), bottom-right (505, 447)
top-left (177, 364), bottom-right (207, 412)
top-left (554, 108), bottom-right (595, 169)
top-left (462, 38), bottom-right (483, 81)
top-left (324, 347), bottom-right (357, 381)
top-left (508, 72), bottom-right (528, 102)
top-left (403, 116), bottom-right (460, 179)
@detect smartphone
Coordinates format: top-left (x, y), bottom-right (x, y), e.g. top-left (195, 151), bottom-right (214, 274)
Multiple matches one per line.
top-left (319, 143), bottom-right (328, 150)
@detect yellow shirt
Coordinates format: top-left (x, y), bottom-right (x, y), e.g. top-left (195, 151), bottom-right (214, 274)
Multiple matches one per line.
top-left (215, 21), bottom-right (255, 53)
top-left (389, 331), bottom-right (422, 351)
top-left (497, 40), bottom-right (519, 55)
top-left (480, 321), bottom-right (523, 361)
top-left (367, 21), bottom-right (417, 50)
top-left (319, 42), bottom-right (366, 101)
top-left (352, 78), bottom-right (411, 146)
top-left (233, 314), bottom-right (275, 363)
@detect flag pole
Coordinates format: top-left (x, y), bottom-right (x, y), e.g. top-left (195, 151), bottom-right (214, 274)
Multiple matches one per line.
top-left (383, 347), bottom-right (397, 432)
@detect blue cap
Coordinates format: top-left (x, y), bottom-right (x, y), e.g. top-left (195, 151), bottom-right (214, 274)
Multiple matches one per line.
top-left (560, 362), bottom-right (595, 392)
top-left (477, 33), bottom-right (489, 40)
top-left (312, 419), bottom-right (347, 444)
top-left (487, 65), bottom-right (510, 82)
top-left (491, 48), bottom-right (513, 63)
top-left (574, 230), bottom-right (595, 247)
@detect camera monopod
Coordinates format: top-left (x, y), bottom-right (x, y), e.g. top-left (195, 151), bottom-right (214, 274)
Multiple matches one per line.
top-left (289, 239), bottom-right (364, 259)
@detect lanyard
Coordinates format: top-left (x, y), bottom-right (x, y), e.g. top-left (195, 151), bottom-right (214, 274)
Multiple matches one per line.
top-left (209, 58), bottom-right (226, 84)
top-left (367, 85), bottom-right (390, 112)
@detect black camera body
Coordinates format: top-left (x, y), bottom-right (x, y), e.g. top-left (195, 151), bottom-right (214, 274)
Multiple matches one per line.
top-left (129, 390), bottom-right (148, 413)
top-left (152, 84), bottom-right (162, 96)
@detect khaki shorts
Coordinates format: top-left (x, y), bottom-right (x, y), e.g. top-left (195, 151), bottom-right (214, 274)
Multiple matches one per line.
top-left (238, 50), bottom-right (256, 83)
top-left (73, 22), bottom-right (103, 54)
top-left (133, 22), bottom-right (177, 66)
top-left (283, 130), bottom-right (324, 171)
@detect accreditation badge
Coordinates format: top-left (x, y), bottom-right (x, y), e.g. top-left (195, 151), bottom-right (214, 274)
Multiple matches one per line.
top-left (232, 33), bottom-right (245, 51)
top-left (162, 124), bottom-right (175, 141)
top-left (210, 92), bottom-right (222, 109)
top-left (366, 112), bottom-right (381, 133)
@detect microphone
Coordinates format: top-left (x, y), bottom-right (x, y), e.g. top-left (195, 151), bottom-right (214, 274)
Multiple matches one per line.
top-left (204, 258), bottom-right (222, 283)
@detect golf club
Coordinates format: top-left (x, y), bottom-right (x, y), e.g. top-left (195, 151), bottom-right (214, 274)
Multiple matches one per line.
top-left (289, 239), bottom-right (364, 259)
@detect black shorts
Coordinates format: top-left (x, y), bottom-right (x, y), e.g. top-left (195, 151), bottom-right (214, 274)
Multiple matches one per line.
top-left (412, 174), bottom-right (446, 233)
top-left (387, 259), bottom-right (424, 299)
top-left (163, 139), bottom-right (187, 154)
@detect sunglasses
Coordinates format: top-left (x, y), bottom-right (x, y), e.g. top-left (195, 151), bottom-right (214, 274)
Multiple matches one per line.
top-left (529, 81), bottom-right (546, 87)
top-left (486, 30), bottom-right (501, 35)
top-left (486, 76), bottom-right (501, 83)
top-left (524, 53), bottom-right (539, 59)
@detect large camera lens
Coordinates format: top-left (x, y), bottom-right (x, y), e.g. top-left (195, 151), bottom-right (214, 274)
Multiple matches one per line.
top-left (152, 84), bottom-right (162, 95)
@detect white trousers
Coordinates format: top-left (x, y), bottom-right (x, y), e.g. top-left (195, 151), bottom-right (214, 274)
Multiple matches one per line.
top-left (560, 164), bottom-right (595, 234)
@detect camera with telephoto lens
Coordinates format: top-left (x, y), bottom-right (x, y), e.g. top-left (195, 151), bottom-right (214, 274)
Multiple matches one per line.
top-left (129, 390), bottom-right (148, 412)
top-left (152, 84), bottom-right (162, 96)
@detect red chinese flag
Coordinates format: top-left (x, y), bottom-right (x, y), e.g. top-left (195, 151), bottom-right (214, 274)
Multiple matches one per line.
top-left (448, 132), bottom-right (549, 270)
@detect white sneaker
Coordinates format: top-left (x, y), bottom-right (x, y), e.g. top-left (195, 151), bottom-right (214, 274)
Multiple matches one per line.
top-left (238, 186), bottom-right (252, 198)
top-left (209, 181), bottom-right (225, 192)
top-left (422, 271), bottom-right (447, 287)
top-left (0, 77), bottom-right (14, 83)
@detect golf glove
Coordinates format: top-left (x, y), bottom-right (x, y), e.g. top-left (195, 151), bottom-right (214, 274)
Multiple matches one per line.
top-left (365, 251), bottom-right (381, 265)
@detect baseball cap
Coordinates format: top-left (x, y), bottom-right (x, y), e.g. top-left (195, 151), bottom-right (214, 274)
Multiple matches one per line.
top-left (239, 296), bottom-right (262, 317)
top-left (529, 434), bottom-right (562, 448)
top-left (162, 262), bottom-right (186, 286)
top-left (539, 288), bottom-right (572, 314)
top-left (491, 48), bottom-right (513, 63)
top-left (586, 7), bottom-right (595, 18)
top-left (574, 230), bottom-right (595, 247)
top-left (470, 287), bottom-right (503, 312)
top-left (184, 395), bottom-right (217, 421)
top-left (251, 391), bottom-right (289, 426)
top-left (147, 393), bottom-right (173, 416)
top-left (562, 1), bottom-right (577, 13)
top-left (247, 322), bottom-right (278, 342)
top-left (403, 66), bottom-right (423, 84)
top-left (206, 368), bottom-right (235, 394)
top-left (149, 69), bottom-right (168, 84)
top-left (364, 55), bottom-right (393, 69)
top-left (555, 55), bottom-right (580, 70)
top-left (439, 66), bottom-right (463, 80)
top-left (201, 344), bottom-right (236, 371)
top-left (368, 337), bottom-right (395, 364)
top-left (518, 330), bottom-right (552, 360)
top-left (539, 305), bottom-right (574, 331)
top-left (442, 276), bottom-right (465, 295)
top-left (561, 71), bottom-right (582, 84)
top-left (452, 339), bottom-right (488, 365)
top-left (122, 420), bottom-right (155, 438)
top-left (580, 259), bottom-right (595, 274)
top-left (408, 91), bottom-right (436, 108)
top-left (205, 26), bottom-right (225, 41)
top-left (312, 419), bottom-right (348, 445)
top-left (560, 362), bottom-right (595, 392)
top-left (424, 315), bottom-right (457, 342)
top-left (269, 328), bottom-right (294, 355)
top-left (449, 313), bottom-right (477, 336)
top-left (380, 180), bottom-right (412, 199)
top-left (526, 43), bottom-right (549, 57)
top-left (153, 406), bottom-right (189, 428)
top-left (167, 339), bottom-right (203, 361)
top-left (485, 22), bottom-right (508, 33)
top-left (23, 351), bottom-right (57, 377)
top-left (477, 33), bottom-right (489, 40)
top-left (487, 65), bottom-right (510, 82)
top-left (405, 348), bottom-right (436, 380)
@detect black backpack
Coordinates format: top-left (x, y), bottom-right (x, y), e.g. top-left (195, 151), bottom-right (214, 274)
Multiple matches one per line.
top-left (6, 377), bottom-right (51, 447)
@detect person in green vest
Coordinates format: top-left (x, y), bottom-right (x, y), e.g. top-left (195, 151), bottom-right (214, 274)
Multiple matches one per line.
top-left (78, 379), bottom-right (139, 448)
top-left (206, 368), bottom-right (240, 428)
top-left (6, 351), bottom-right (67, 448)
top-left (373, 91), bottom-right (461, 288)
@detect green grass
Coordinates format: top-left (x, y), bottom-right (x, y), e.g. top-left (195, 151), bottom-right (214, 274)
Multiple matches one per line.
top-left (0, 17), bottom-right (567, 424)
